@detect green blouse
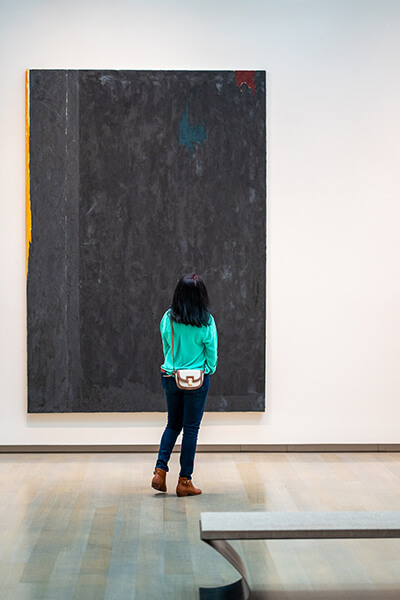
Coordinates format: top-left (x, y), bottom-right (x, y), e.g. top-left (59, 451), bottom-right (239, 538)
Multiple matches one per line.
top-left (160, 309), bottom-right (218, 375)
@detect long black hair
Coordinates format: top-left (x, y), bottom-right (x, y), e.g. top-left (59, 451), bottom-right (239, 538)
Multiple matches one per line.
top-left (170, 273), bottom-right (211, 327)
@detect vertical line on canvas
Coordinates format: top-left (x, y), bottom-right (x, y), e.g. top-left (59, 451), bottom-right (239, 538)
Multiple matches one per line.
top-left (26, 70), bottom-right (31, 277)
top-left (64, 70), bottom-right (69, 383)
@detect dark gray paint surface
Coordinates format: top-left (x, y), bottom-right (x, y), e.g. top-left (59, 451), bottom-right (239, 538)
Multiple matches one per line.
top-left (27, 70), bottom-right (266, 412)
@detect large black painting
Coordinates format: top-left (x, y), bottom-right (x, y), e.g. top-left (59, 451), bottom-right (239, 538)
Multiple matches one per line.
top-left (27, 70), bottom-right (266, 412)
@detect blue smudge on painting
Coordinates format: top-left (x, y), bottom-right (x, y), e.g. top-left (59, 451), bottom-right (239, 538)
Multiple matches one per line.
top-left (179, 104), bottom-right (207, 157)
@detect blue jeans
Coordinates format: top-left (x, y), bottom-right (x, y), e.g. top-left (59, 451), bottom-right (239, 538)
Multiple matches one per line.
top-left (156, 373), bottom-right (210, 479)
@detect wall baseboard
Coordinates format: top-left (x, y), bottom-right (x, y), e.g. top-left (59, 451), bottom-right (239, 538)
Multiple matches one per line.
top-left (0, 444), bottom-right (399, 453)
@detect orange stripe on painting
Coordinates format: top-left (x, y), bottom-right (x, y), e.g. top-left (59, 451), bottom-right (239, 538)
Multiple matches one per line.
top-left (235, 70), bottom-right (256, 96)
top-left (26, 70), bottom-right (31, 277)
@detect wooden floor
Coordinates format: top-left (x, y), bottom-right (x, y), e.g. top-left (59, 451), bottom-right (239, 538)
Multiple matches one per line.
top-left (0, 452), bottom-right (400, 599)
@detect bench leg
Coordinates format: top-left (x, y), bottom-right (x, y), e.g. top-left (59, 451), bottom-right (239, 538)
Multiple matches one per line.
top-left (199, 539), bottom-right (250, 600)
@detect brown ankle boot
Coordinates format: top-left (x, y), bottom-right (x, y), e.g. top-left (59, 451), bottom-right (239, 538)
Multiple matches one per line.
top-left (151, 468), bottom-right (167, 492)
top-left (176, 477), bottom-right (202, 497)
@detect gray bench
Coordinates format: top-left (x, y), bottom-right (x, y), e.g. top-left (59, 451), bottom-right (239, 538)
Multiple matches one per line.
top-left (199, 511), bottom-right (400, 599)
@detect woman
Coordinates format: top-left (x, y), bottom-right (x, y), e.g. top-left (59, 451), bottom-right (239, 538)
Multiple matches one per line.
top-left (152, 273), bottom-right (218, 496)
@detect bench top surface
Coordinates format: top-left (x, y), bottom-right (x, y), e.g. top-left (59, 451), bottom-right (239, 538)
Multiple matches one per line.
top-left (200, 511), bottom-right (400, 540)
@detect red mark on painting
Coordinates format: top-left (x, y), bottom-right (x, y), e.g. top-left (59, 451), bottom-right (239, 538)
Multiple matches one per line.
top-left (235, 71), bottom-right (256, 96)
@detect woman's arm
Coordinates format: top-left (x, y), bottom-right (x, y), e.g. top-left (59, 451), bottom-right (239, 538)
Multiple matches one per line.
top-left (204, 316), bottom-right (218, 374)
top-left (160, 311), bottom-right (171, 358)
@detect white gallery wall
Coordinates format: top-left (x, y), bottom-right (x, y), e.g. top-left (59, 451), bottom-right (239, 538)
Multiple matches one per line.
top-left (1, 0), bottom-right (400, 446)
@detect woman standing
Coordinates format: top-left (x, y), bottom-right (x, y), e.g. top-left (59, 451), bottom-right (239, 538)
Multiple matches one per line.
top-left (152, 274), bottom-right (218, 496)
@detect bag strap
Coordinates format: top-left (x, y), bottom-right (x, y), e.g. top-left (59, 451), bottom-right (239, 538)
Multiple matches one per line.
top-left (170, 313), bottom-right (175, 374)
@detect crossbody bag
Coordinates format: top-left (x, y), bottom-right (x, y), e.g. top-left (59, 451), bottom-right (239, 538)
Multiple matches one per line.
top-left (170, 315), bottom-right (204, 390)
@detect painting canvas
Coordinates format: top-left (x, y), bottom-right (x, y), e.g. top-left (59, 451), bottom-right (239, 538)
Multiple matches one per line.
top-left (26, 70), bottom-right (266, 412)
